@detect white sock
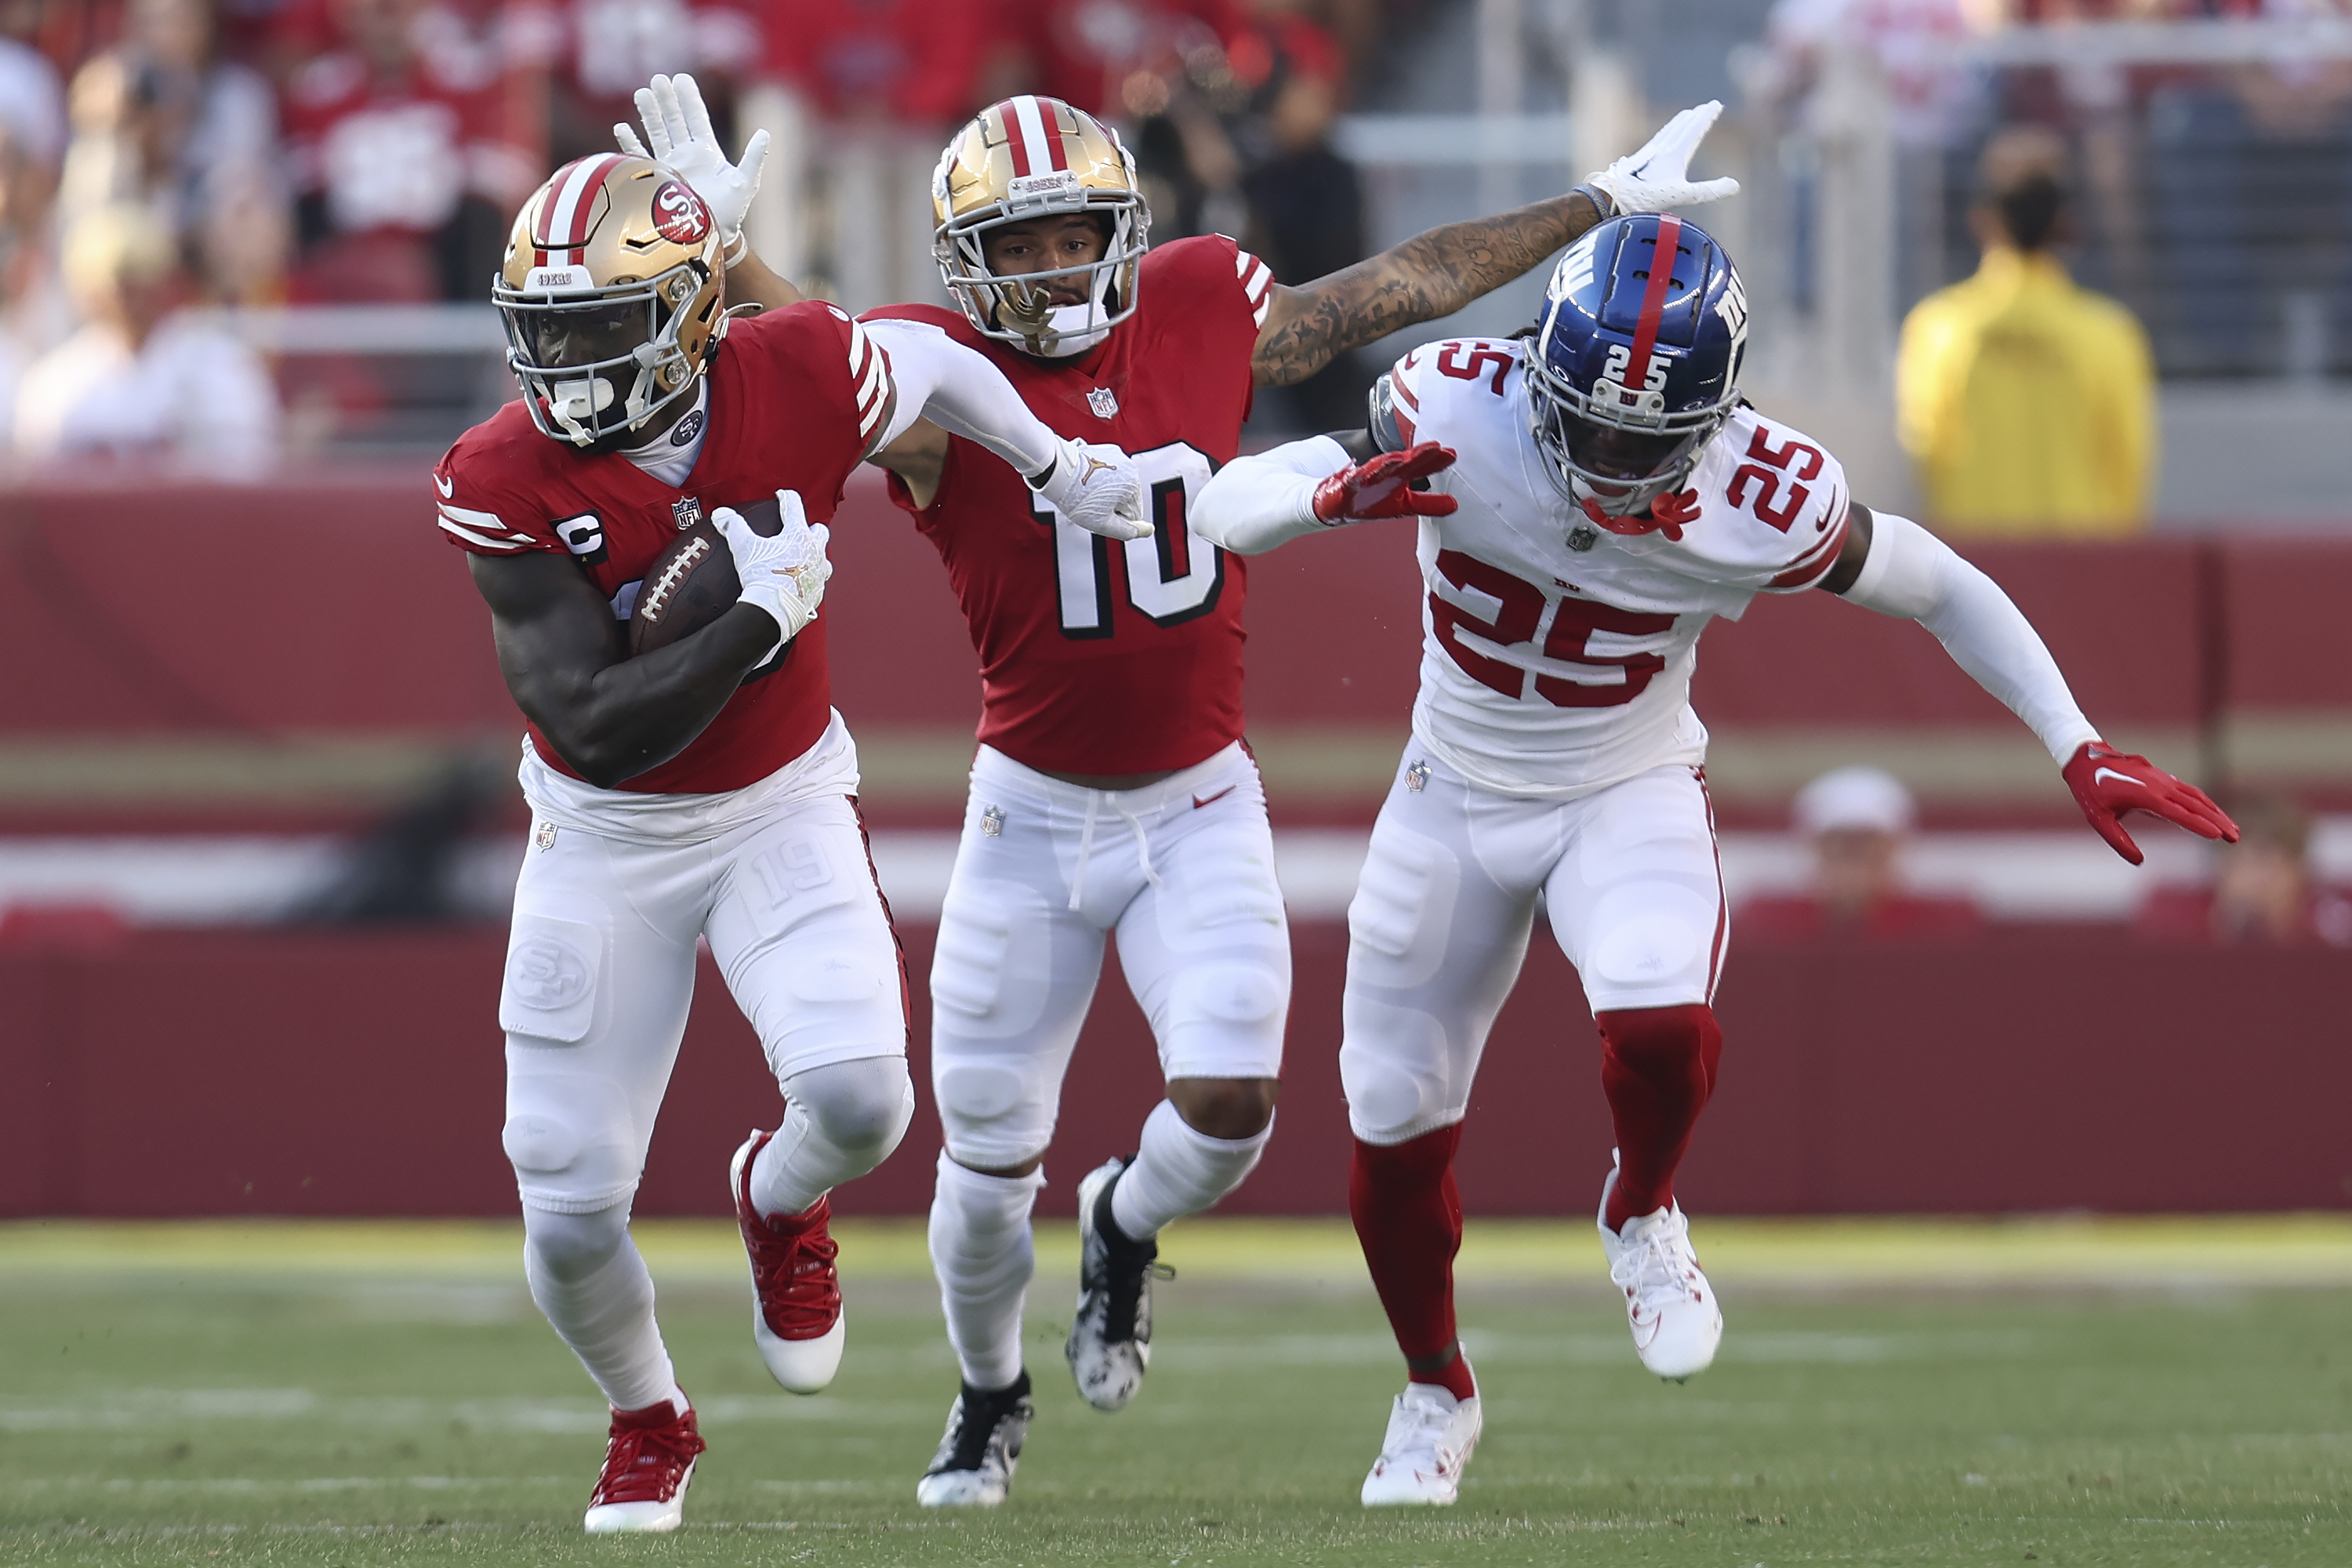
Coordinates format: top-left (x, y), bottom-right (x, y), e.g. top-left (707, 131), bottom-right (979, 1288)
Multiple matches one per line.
top-left (750, 1057), bottom-right (916, 1218)
top-left (521, 1204), bottom-right (679, 1414)
top-left (927, 1152), bottom-right (1042, 1392)
top-left (1110, 1099), bottom-right (1272, 1241)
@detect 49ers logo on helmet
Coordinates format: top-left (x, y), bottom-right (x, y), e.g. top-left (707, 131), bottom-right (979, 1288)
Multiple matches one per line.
top-left (652, 181), bottom-right (711, 245)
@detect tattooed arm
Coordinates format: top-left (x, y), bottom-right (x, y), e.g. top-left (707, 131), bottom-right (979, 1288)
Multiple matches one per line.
top-left (1250, 100), bottom-right (1740, 388)
top-left (1249, 191), bottom-right (1609, 387)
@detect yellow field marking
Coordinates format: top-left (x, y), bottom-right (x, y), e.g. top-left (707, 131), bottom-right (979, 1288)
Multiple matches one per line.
top-left (3, 1214), bottom-right (2350, 1287)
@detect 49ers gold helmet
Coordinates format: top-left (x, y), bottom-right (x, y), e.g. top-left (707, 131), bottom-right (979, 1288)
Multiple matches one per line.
top-left (495, 154), bottom-right (725, 448)
top-left (932, 95), bottom-right (1149, 358)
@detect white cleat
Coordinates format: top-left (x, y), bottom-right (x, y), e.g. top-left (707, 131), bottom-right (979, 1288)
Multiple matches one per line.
top-left (916, 1372), bottom-right (1033, 1508)
top-left (1359, 1380), bottom-right (1483, 1506)
top-left (1065, 1156), bottom-right (1162, 1412)
top-left (1597, 1156), bottom-right (1722, 1381)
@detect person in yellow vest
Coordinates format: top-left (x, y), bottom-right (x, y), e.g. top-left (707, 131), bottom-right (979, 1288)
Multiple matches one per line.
top-left (1896, 127), bottom-right (2155, 537)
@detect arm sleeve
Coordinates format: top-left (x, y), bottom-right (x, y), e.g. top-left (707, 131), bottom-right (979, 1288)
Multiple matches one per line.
top-left (861, 316), bottom-right (1056, 479)
top-left (1191, 434), bottom-right (1352, 555)
top-left (1838, 510), bottom-right (2100, 763)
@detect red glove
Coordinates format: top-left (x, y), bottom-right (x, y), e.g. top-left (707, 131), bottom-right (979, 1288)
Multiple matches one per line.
top-left (2062, 741), bottom-right (2239, 866)
top-left (1311, 442), bottom-right (1460, 524)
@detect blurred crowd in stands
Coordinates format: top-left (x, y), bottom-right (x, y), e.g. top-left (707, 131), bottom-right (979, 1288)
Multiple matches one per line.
top-left (0, 0), bottom-right (1403, 470)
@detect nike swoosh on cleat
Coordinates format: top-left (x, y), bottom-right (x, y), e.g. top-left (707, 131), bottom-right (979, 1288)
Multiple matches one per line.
top-left (1192, 786), bottom-right (1237, 809)
top-left (2092, 767), bottom-right (2143, 789)
top-left (435, 473), bottom-right (454, 497)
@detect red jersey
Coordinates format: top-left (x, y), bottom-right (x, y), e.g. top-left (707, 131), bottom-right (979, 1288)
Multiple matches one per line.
top-left (868, 234), bottom-right (1273, 775)
top-left (435, 302), bottom-right (891, 794)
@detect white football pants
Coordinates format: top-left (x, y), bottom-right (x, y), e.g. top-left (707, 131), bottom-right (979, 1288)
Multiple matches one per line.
top-left (927, 741), bottom-right (1291, 1170)
top-left (499, 720), bottom-right (910, 1216)
top-left (1341, 750), bottom-right (1726, 1147)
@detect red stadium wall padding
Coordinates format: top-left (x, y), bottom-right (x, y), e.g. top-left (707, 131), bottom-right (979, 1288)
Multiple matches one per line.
top-left (2, 477), bottom-right (2343, 746)
top-left (4, 922), bottom-right (2348, 1219)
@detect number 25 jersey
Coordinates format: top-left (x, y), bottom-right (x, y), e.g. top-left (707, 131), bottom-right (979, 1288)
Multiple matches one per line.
top-left (1388, 336), bottom-right (1852, 800)
top-left (864, 234), bottom-right (1272, 775)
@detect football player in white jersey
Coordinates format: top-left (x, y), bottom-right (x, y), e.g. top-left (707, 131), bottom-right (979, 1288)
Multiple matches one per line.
top-left (1194, 212), bottom-right (2238, 1507)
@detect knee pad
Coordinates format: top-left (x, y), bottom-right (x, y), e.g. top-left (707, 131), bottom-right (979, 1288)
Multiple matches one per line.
top-left (1160, 960), bottom-right (1287, 1080)
top-left (932, 1049), bottom-right (1058, 1171)
top-left (784, 1056), bottom-right (916, 1160)
top-left (1339, 996), bottom-right (1456, 1145)
top-left (502, 1072), bottom-right (643, 1214)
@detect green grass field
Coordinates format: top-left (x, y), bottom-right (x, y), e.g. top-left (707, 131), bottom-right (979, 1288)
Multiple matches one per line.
top-left (5, 1216), bottom-right (2352, 1566)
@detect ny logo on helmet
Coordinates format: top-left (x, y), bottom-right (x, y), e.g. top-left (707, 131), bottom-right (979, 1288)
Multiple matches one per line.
top-left (1713, 270), bottom-right (1749, 355)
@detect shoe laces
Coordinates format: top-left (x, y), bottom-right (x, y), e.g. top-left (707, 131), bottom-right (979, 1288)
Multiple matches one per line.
top-left (935, 1380), bottom-right (1029, 1473)
top-left (590, 1410), bottom-right (704, 1506)
top-left (1609, 1210), bottom-right (1701, 1314)
top-left (1387, 1390), bottom-right (1464, 1465)
top-left (1085, 1174), bottom-right (1171, 1345)
top-left (743, 1197), bottom-right (841, 1335)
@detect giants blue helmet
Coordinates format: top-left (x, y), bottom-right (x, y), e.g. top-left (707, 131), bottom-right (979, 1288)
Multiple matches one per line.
top-left (1526, 213), bottom-right (1748, 520)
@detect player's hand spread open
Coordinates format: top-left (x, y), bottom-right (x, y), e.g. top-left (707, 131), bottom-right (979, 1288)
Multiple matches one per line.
top-left (1313, 442), bottom-right (1461, 525)
top-left (2063, 740), bottom-right (2239, 866)
top-left (616, 73), bottom-right (766, 258)
top-left (716, 488), bottom-right (831, 659)
top-left (1032, 437), bottom-right (1150, 540)
top-left (1584, 101), bottom-right (1740, 215)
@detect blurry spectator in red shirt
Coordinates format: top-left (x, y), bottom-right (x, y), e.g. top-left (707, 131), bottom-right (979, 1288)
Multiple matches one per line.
top-left (766, 0), bottom-right (995, 125)
top-left (14, 201), bottom-right (279, 471)
top-left (2136, 797), bottom-right (2352, 947)
top-left (523, 0), bottom-right (760, 166)
top-left (1740, 766), bottom-right (1987, 942)
top-left (281, 0), bottom-right (541, 302)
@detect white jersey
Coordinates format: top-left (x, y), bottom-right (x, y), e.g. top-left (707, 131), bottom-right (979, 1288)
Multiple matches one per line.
top-left (1388, 336), bottom-right (1851, 800)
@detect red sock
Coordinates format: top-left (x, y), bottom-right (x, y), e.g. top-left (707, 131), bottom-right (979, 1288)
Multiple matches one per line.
top-left (1597, 1004), bottom-right (1723, 1232)
top-left (1350, 1127), bottom-right (1476, 1402)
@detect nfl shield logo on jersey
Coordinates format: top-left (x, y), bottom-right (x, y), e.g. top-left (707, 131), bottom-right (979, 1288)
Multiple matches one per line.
top-left (1568, 524), bottom-right (1599, 552)
top-left (534, 820), bottom-right (558, 851)
top-left (1087, 387), bottom-right (1119, 419)
top-left (981, 804), bottom-right (1007, 838)
top-left (673, 497), bottom-right (704, 532)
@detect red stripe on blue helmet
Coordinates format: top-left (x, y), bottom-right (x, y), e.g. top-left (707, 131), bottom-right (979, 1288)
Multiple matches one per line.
top-left (1617, 215), bottom-right (1683, 408)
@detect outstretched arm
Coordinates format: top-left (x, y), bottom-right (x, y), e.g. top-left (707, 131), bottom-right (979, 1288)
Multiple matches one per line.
top-left (1194, 431), bottom-right (1455, 554)
top-left (1824, 505), bottom-right (2238, 863)
top-left (1250, 101), bottom-right (1740, 387)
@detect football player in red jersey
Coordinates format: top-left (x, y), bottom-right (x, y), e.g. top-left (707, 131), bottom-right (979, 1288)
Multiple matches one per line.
top-left (619, 74), bottom-right (1740, 1506)
top-left (437, 151), bottom-right (1145, 1534)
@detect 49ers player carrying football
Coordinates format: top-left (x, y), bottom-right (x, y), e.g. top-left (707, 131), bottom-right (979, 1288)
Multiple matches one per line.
top-left (618, 75), bottom-right (1740, 1506)
top-left (436, 153), bottom-right (1145, 1534)
top-left (1194, 213), bottom-right (2239, 1504)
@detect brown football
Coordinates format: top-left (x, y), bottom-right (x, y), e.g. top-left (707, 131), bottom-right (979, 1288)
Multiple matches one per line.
top-left (626, 495), bottom-right (781, 656)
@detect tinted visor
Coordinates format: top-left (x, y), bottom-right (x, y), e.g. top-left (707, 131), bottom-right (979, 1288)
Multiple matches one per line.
top-left (503, 297), bottom-right (655, 371)
top-left (1563, 415), bottom-right (1697, 482)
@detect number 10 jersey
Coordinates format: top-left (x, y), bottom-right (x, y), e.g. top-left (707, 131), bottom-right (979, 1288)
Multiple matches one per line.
top-left (865, 234), bottom-right (1272, 776)
top-left (1385, 336), bottom-right (1853, 800)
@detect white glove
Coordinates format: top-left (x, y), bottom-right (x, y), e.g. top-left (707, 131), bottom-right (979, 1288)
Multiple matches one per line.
top-left (615, 72), bottom-right (768, 258)
top-left (1583, 100), bottom-right (1740, 216)
top-left (1031, 437), bottom-right (1151, 541)
top-left (714, 488), bottom-right (830, 660)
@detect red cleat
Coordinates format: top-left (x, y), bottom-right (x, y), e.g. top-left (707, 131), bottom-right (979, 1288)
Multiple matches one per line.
top-left (583, 1396), bottom-right (703, 1534)
top-left (731, 1127), bottom-right (847, 1393)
